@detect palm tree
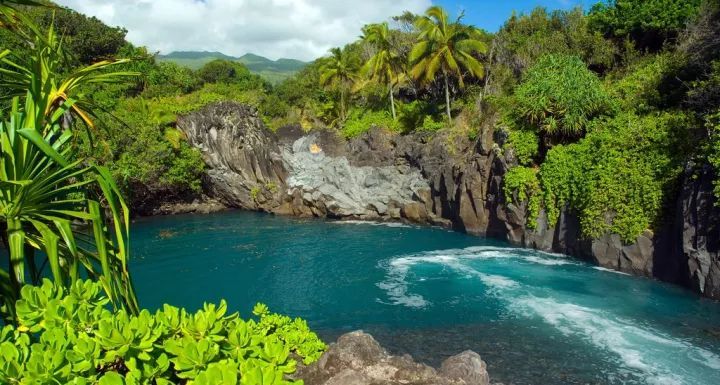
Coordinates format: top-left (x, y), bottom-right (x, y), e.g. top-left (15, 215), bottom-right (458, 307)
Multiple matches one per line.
top-left (409, 6), bottom-right (487, 121)
top-left (319, 47), bottom-right (359, 122)
top-left (360, 22), bottom-right (405, 120)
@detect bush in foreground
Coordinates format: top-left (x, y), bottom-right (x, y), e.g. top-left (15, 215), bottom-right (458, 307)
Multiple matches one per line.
top-left (0, 280), bottom-right (326, 385)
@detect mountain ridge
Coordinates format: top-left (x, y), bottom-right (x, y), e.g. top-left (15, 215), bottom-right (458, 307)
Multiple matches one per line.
top-left (157, 51), bottom-right (308, 83)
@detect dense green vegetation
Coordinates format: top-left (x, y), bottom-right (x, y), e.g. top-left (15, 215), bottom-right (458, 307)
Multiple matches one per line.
top-left (1, 280), bottom-right (325, 384)
top-left (3, 0), bottom-right (715, 243)
top-left (0, 3), bottom-right (140, 322)
top-left (0, 3), bottom-right (326, 384)
top-left (2, 0), bottom-right (719, 255)
top-left (498, 0), bottom-right (720, 242)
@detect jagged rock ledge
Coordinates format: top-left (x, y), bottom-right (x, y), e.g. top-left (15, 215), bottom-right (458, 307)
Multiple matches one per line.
top-left (297, 331), bottom-right (493, 385)
top-left (177, 102), bottom-right (720, 300)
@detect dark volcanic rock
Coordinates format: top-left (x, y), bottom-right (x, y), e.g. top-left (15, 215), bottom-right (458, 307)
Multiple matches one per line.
top-left (674, 164), bottom-right (720, 299)
top-left (178, 102), bottom-right (287, 212)
top-left (179, 101), bottom-right (720, 299)
top-left (297, 331), bottom-right (490, 385)
top-left (150, 197), bottom-right (227, 216)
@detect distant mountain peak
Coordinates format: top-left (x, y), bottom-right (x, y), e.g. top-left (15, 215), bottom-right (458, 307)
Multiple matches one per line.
top-left (157, 51), bottom-right (308, 83)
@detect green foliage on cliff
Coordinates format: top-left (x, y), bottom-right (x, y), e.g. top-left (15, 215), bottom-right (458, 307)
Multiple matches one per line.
top-left (607, 53), bottom-right (682, 113)
top-left (538, 112), bottom-right (688, 242)
top-left (707, 111), bottom-right (720, 200)
top-left (505, 128), bottom-right (539, 166)
top-left (1, 280), bottom-right (326, 385)
top-left (511, 54), bottom-right (614, 137)
top-left (343, 109), bottom-right (399, 138)
top-left (503, 166), bottom-right (542, 230)
top-left (588, 0), bottom-right (702, 50)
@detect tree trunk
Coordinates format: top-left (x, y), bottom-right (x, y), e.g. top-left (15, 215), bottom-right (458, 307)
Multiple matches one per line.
top-left (444, 73), bottom-right (452, 122)
top-left (479, 39), bottom-right (497, 117)
top-left (389, 84), bottom-right (397, 120)
top-left (340, 87), bottom-right (346, 121)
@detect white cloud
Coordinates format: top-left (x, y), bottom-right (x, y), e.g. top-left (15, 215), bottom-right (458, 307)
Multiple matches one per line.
top-left (55, 0), bottom-right (431, 61)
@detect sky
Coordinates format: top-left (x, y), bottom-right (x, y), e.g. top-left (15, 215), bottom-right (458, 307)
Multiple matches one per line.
top-left (55, 0), bottom-right (592, 62)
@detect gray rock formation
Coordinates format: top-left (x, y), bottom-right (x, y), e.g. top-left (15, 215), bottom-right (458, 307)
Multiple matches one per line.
top-left (281, 133), bottom-right (429, 219)
top-left (178, 102), bottom-right (720, 300)
top-left (296, 331), bottom-right (490, 385)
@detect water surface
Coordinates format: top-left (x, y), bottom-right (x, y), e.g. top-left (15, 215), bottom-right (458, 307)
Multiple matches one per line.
top-left (130, 211), bottom-right (720, 385)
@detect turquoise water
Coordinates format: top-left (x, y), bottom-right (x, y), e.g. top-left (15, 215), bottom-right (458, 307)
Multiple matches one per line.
top-left (130, 211), bottom-right (720, 385)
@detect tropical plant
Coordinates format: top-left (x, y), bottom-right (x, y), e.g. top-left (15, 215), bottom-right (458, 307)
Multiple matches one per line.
top-left (0, 4), bottom-right (139, 322)
top-left (588, 0), bottom-right (702, 50)
top-left (0, 22), bottom-right (138, 132)
top-left (360, 22), bottom-right (405, 120)
top-left (0, 95), bottom-right (137, 322)
top-left (409, 6), bottom-right (487, 121)
top-left (319, 47), bottom-right (359, 122)
top-left (0, 279), bottom-right (326, 384)
top-left (0, 0), bottom-right (45, 31)
top-left (506, 111), bottom-right (690, 242)
top-left (511, 54), bottom-right (614, 138)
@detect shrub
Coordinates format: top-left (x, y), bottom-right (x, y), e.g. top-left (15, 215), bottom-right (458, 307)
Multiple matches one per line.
top-left (706, 110), bottom-right (720, 201)
top-left (197, 60), bottom-right (265, 89)
top-left (503, 166), bottom-right (542, 229)
top-left (0, 280), bottom-right (326, 385)
top-left (397, 100), bottom-right (442, 133)
top-left (418, 115), bottom-right (446, 132)
top-left (588, 0), bottom-right (702, 50)
top-left (538, 112), bottom-right (689, 241)
top-left (342, 109), bottom-right (399, 138)
top-left (505, 128), bottom-right (539, 166)
top-left (608, 53), bottom-right (682, 112)
top-left (512, 54), bottom-right (614, 137)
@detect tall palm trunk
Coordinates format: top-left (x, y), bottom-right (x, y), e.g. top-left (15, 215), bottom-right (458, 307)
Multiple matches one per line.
top-left (389, 84), bottom-right (396, 120)
top-left (444, 72), bottom-right (451, 122)
top-left (340, 87), bottom-right (346, 121)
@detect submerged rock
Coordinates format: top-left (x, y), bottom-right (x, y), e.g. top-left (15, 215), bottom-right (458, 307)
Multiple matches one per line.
top-left (297, 331), bottom-right (491, 385)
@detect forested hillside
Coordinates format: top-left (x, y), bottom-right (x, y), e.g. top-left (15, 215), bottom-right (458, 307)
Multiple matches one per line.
top-left (2, 0), bottom-right (718, 243)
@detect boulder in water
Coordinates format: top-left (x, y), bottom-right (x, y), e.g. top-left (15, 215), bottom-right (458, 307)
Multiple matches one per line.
top-left (297, 331), bottom-right (491, 385)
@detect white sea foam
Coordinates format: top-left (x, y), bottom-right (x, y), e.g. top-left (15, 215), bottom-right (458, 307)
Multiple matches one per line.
top-left (333, 220), bottom-right (413, 228)
top-left (376, 248), bottom-right (526, 308)
top-left (377, 245), bottom-right (720, 384)
top-left (510, 296), bottom-right (720, 385)
top-left (522, 255), bottom-right (575, 266)
top-left (593, 266), bottom-right (631, 275)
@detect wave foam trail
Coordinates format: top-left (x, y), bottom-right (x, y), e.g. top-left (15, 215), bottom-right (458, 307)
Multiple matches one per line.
top-left (376, 247), bottom-right (528, 308)
top-left (377, 245), bottom-right (720, 384)
top-left (333, 220), bottom-right (413, 228)
top-left (510, 296), bottom-right (720, 385)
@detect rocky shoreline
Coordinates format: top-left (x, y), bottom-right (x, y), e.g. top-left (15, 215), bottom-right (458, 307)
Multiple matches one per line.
top-left (168, 101), bottom-right (719, 301)
top-left (297, 331), bottom-right (493, 385)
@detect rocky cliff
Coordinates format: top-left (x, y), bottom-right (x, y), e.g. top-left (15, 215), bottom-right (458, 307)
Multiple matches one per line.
top-left (177, 102), bottom-right (720, 300)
